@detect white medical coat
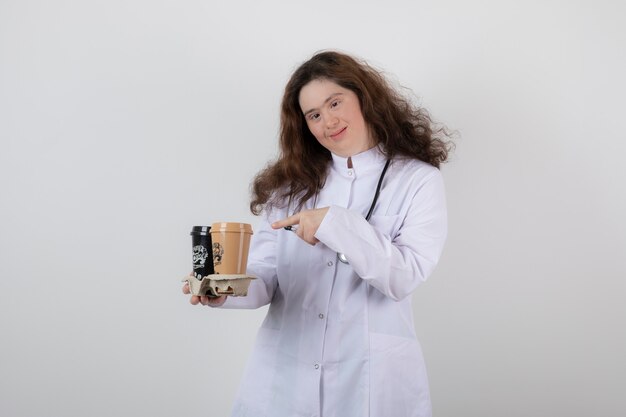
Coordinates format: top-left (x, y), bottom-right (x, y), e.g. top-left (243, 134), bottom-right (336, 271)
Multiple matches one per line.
top-left (221, 146), bottom-right (448, 417)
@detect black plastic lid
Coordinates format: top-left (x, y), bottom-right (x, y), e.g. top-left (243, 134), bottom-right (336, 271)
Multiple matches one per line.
top-left (190, 226), bottom-right (211, 236)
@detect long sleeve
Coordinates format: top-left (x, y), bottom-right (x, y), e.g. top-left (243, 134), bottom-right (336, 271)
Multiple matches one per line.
top-left (315, 169), bottom-right (447, 301)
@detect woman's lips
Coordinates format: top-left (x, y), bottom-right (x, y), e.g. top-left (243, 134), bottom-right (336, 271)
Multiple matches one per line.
top-left (329, 127), bottom-right (347, 139)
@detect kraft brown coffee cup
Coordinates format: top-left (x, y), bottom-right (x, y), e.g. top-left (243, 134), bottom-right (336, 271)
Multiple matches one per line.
top-left (210, 222), bottom-right (253, 275)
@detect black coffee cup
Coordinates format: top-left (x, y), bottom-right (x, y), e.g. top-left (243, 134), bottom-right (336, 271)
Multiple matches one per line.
top-left (190, 226), bottom-right (215, 280)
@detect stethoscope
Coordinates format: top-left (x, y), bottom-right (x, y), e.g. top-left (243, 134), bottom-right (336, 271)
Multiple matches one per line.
top-left (285, 159), bottom-right (391, 264)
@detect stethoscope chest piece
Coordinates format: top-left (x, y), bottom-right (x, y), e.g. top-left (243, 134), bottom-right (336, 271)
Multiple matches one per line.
top-left (338, 253), bottom-right (349, 264)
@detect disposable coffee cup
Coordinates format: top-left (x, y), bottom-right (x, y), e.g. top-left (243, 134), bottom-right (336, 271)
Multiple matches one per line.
top-left (190, 226), bottom-right (214, 280)
top-left (210, 222), bottom-right (253, 275)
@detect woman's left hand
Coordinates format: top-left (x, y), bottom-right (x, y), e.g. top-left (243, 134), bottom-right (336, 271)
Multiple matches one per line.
top-left (271, 207), bottom-right (329, 245)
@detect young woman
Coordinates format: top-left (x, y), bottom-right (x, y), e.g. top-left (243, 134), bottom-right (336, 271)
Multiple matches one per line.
top-left (183, 51), bottom-right (454, 417)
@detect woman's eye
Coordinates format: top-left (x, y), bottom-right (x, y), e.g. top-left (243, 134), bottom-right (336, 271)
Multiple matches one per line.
top-left (330, 100), bottom-right (339, 108)
top-left (309, 113), bottom-right (320, 121)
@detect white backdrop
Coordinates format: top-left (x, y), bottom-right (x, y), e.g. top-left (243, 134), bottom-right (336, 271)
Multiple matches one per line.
top-left (1, 1), bottom-right (625, 416)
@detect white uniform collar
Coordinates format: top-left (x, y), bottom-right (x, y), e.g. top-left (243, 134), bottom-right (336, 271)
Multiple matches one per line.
top-left (330, 145), bottom-right (387, 175)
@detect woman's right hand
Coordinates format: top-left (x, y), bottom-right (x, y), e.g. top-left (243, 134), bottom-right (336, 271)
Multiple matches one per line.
top-left (271, 207), bottom-right (329, 245)
top-left (182, 281), bottom-right (228, 307)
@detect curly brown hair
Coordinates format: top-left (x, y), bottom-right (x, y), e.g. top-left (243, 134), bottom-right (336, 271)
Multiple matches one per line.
top-left (250, 51), bottom-right (454, 215)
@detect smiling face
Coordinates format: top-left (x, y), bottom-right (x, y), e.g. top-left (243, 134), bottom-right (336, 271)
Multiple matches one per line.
top-left (298, 79), bottom-right (374, 158)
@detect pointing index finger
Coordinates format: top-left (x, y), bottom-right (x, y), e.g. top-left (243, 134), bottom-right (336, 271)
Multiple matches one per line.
top-left (271, 213), bottom-right (301, 230)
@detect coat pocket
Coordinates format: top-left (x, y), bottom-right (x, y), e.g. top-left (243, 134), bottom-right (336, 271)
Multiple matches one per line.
top-left (368, 214), bottom-right (402, 240)
top-left (369, 332), bottom-right (431, 416)
top-left (232, 327), bottom-right (281, 416)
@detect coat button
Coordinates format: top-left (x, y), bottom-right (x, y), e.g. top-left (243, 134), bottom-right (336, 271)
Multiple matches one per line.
top-left (314, 364), bottom-right (320, 369)
top-left (319, 313), bottom-right (324, 319)
top-left (327, 261), bottom-right (333, 267)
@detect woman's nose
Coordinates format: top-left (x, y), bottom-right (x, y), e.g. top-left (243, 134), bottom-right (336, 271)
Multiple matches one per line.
top-left (325, 114), bottom-right (339, 127)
